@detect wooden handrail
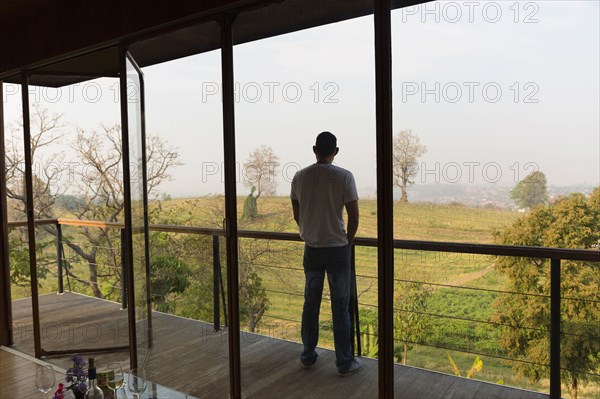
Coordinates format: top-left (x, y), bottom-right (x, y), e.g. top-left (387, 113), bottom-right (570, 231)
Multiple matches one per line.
top-left (7, 218), bottom-right (599, 262)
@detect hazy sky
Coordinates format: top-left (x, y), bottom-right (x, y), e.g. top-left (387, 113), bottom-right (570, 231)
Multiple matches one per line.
top-left (3, 1), bottom-right (599, 198)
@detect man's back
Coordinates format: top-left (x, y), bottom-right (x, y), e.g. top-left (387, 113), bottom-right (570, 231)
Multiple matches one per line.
top-left (291, 163), bottom-right (357, 248)
top-left (292, 131), bottom-right (362, 376)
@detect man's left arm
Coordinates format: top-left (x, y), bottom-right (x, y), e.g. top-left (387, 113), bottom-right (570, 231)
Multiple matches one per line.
top-left (292, 199), bottom-right (300, 226)
top-left (345, 200), bottom-right (359, 244)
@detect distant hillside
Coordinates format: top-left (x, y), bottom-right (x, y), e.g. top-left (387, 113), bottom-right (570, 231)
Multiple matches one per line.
top-left (359, 184), bottom-right (598, 209)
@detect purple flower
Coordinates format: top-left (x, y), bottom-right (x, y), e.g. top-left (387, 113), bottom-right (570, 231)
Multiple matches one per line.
top-left (65, 356), bottom-right (88, 393)
top-left (76, 382), bottom-right (88, 393)
top-left (70, 356), bottom-right (86, 367)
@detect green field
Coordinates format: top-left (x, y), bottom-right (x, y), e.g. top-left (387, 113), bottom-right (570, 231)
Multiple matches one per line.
top-left (9, 196), bottom-right (600, 398)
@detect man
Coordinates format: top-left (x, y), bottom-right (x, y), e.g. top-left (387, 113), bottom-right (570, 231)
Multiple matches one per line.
top-left (291, 131), bottom-right (361, 376)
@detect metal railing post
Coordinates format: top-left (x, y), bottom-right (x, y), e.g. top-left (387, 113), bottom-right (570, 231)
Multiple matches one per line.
top-left (350, 244), bottom-right (361, 356)
top-left (220, 251), bottom-right (228, 328)
top-left (213, 235), bottom-right (221, 331)
top-left (550, 258), bottom-right (561, 399)
top-left (56, 223), bottom-right (64, 294)
top-left (120, 228), bottom-right (127, 310)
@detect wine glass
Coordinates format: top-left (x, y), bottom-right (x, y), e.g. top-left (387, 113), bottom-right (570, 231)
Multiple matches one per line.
top-left (35, 364), bottom-right (55, 399)
top-left (127, 368), bottom-right (147, 399)
top-left (106, 362), bottom-right (125, 399)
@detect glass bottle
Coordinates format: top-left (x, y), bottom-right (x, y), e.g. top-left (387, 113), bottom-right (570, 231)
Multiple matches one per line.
top-left (84, 358), bottom-right (104, 399)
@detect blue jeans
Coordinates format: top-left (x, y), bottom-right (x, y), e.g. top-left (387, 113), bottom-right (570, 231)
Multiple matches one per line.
top-left (301, 244), bottom-right (354, 371)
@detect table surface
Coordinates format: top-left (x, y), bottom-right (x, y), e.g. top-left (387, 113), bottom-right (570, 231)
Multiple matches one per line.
top-left (0, 347), bottom-right (197, 399)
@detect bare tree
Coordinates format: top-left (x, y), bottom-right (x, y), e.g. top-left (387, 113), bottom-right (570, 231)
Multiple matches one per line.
top-left (67, 124), bottom-right (181, 298)
top-left (392, 130), bottom-right (427, 203)
top-left (4, 104), bottom-right (68, 283)
top-left (6, 106), bottom-right (182, 298)
top-left (242, 145), bottom-right (279, 199)
top-left (5, 103), bottom-right (67, 220)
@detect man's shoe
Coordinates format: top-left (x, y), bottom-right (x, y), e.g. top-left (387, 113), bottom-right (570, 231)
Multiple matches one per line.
top-left (301, 353), bottom-right (318, 368)
top-left (337, 358), bottom-right (362, 377)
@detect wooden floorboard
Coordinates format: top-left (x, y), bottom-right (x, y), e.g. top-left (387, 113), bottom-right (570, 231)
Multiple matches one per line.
top-left (8, 292), bottom-right (551, 399)
top-left (0, 348), bottom-right (65, 399)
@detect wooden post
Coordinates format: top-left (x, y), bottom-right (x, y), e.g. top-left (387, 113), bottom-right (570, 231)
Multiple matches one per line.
top-left (374, 1), bottom-right (394, 397)
top-left (221, 12), bottom-right (242, 399)
top-left (0, 80), bottom-right (14, 346)
top-left (21, 72), bottom-right (43, 358)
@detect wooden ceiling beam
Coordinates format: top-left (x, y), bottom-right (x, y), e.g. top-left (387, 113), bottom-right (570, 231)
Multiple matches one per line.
top-left (0, 0), bottom-right (250, 76)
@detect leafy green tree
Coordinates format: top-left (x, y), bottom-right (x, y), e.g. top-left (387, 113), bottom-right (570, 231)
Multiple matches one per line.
top-left (238, 255), bottom-right (268, 333)
top-left (8, 233), bottom-right (54, 288)
top-left (394, 281), bottom-right (433, 365)
top-left (147, 211), bottom-right (215, 323)
top-left (149, 255), bottom-right (191, 314)
top-left (190, 196), bottom-right (300, 333)
top-left (511, 171), bottom-right (548, 209)
top-left (360, 310), bottom-right (380, 358)
top-left (493, 188), bottom-right (600, 399)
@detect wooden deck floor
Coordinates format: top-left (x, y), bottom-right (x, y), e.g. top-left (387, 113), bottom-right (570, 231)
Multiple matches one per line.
top-left (9, 292), bottom-right (550, 399)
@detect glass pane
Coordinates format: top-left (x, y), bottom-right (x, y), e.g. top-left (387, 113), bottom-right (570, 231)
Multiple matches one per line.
top-left (126, 56), bottom-right (152, 366)
top-left (128, 20), bottom-right (228, 398)
top-left (24, 77), bottom-right (129, 363)
top-left (3, 83), bottom-right (32, 344)
top-left (392, 1), bottom-right (600, 397)
top-left (234, 1), bottom-right (376, 397)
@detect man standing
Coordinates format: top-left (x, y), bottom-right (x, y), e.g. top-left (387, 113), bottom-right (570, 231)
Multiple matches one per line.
top-left (291, 131), bottom-right (362, 376)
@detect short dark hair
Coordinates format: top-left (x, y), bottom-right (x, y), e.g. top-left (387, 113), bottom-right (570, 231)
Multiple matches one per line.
top-left (315, 131), bottom-right (337, 156)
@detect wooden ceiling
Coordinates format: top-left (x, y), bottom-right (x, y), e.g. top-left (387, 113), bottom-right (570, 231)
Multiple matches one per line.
top-left (0, 0), bottom-right (427, 87)
top-left (0, 0), bottom-right (71, 21)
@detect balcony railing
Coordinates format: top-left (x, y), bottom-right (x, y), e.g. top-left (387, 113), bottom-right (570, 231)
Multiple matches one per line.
top-left (7, 217), bottom-right (600, 399)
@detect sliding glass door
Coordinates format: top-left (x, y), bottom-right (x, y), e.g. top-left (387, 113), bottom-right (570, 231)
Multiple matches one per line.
top-left (121, 48), bottom-right (152, 369)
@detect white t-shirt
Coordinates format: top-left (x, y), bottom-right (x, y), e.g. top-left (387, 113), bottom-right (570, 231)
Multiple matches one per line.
top-left (291, 163), bottom-right (359, 248)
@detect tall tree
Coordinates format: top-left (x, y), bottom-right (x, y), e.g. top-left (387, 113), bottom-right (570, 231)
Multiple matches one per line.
top-left (392, 130), bottom-right (427, 203)
top-left (493, 188), bottom-right (600, 399)
top-left (242, 145), bottom-right (279, 199)
top-left (6, 107), bottom-right (181, 298)
top-left (510, 170), bottom-right (548, 209)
